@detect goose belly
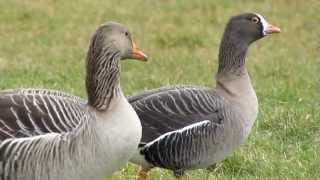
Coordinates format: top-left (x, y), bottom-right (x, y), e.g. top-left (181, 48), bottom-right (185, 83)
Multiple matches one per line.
top-left (191, 140), bottom-right (241, 169)
top-left (191, 113), bottom-right (256, 170)
top-left (93, 97), bottom-right (142, 176)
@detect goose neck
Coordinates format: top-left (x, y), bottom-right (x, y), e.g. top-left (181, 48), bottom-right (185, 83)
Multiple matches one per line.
top-left (85, 49), bottom-right (122, 111)
top-left (217, 35), bottom-right (248, 76)
top-left (215, 35), bottom-right (254, 98)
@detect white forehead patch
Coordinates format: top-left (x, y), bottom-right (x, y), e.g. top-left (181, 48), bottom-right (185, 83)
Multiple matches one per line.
top-left (255, 13), bottom-right (269, 35)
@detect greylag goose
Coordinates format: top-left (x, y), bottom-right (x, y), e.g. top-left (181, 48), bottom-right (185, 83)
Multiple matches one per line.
top-left (129, 13), bottom-right (280, 180)
top-left (0, 22), bottom-right (147, 180)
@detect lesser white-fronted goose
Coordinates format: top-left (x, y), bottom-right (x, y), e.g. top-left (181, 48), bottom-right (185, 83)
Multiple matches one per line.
top-left (129, 13), bottom-right (280, 180)
top-left (0, 22), bottom-right (147, 180)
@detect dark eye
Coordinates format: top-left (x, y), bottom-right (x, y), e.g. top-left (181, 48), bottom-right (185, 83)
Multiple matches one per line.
top-left (251, 17), bottom-right (260, 24)
top-left (124, 31), bottom-right (129, 37)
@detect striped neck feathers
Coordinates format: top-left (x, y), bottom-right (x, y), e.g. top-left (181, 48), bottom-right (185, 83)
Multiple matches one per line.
top-left (85, 39), bottom-right (122, 111)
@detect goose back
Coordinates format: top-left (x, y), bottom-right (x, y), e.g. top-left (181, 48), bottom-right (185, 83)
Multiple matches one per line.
top-left (0, 89), bottom-right (85, 141)
top-left (129, 86), bottom-right (225, 143)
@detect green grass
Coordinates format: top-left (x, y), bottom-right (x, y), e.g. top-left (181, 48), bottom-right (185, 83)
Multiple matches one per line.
top-left (0, 0), bottom-right (319, 179)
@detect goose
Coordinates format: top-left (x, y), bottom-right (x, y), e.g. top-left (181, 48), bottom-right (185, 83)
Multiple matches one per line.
top-left (0, 22), bottom-right (147, 180)
top-left (129, 13), bottom-right (280, 180)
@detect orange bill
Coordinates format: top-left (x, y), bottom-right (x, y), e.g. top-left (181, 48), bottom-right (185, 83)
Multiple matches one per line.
top-left (131, 41), bottom-right (148, 61)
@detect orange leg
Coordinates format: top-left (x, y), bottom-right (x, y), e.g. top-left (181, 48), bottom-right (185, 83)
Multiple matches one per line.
top-left (174, 170), bottom-right (184, 180)
top-left (136, 166), bottom-right (151, 180)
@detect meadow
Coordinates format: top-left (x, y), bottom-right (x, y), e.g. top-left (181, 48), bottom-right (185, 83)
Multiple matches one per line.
top-left (0, 0), bottom-right (319, 179)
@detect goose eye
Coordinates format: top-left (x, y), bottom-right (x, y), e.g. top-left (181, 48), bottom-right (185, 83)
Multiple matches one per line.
top-left (251, 17), bottom-right (260, 24)
top-left (124, 31), bottom-right (129, 37)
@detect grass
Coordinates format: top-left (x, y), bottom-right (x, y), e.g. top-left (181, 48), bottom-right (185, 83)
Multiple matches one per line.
top-left (0, 0), bottom-right (319, 179)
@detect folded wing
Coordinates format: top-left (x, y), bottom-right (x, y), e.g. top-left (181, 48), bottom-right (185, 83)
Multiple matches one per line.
top-left (129, 86), bottom-right (227, 144)
top-left (0, 89), bottom-right (86, 141)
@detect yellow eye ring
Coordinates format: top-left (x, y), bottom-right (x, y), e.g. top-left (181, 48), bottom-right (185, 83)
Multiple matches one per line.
top-left (251, 17), bottom-right (260, 24)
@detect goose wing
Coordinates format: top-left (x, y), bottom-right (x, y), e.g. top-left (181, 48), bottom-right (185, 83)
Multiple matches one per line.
top-left (0, 89), bottom-right (86, 141)
top-left (141, 119), bottom-right (222, 170)
top-left (0, 110), bottom-right (92, 179)
top-left (129, 86), bottom-right (227, 144)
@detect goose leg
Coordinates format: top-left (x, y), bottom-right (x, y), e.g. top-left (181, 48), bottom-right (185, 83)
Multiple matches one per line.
top-left (206, 163), bottom-right (217, 172)
top-left (136, 166), bottom-right (151, 180)
top-left (174, 170), bottom-right (184, 180)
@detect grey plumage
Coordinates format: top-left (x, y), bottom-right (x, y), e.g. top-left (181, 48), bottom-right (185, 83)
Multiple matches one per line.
top-left (0, 111), bottom-right (96, 180)
top-left (0, 89), bottom-right (84, 140)
top-left (129, 86), bottom-right (226, 144)
top-left (0, 87), bottom-right (100, 180)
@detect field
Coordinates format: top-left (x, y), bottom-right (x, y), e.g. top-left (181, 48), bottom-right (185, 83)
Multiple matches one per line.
top-left (0, 0), bottom-right (319, 179)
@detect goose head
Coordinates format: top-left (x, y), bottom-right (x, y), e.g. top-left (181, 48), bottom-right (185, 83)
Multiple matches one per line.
top-left (224, 13), bottom-right (281, 45)
top-left (86, 22), bottom-right (147, 110)
top-left (88, 22), bottom-right (148, 62)
top-left (217, 13), bottom-right (280, 74)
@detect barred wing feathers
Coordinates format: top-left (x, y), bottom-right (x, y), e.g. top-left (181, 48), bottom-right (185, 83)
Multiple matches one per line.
top-left (129, 86), bottom-right (227, 144)
top-left (0, 89), bottom-right (86, 141)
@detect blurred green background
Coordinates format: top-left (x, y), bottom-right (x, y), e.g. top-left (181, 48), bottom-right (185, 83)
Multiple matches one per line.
top-left (0, 0), bottom-right (319, 179)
